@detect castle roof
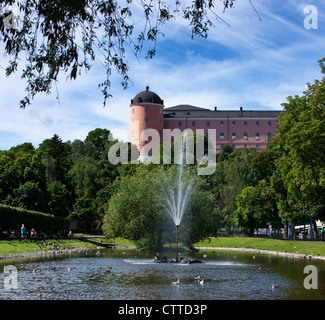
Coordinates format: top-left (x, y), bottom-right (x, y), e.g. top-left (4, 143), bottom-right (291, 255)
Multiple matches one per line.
top-left (131, 86), bottom-right (164, 105)
top-left (164, 105), bottom-right (283, 119)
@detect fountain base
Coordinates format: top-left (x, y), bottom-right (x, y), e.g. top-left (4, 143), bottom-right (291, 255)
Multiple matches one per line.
top-left (154, 256), bottom-right (203, 264)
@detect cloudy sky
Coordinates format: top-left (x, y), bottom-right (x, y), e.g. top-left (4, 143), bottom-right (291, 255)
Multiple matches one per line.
top-left (0, 0), bottom-right (324, 150)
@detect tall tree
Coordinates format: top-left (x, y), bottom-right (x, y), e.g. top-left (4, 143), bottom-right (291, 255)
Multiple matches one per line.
top-left (275, 59), bottom-right (325, 239)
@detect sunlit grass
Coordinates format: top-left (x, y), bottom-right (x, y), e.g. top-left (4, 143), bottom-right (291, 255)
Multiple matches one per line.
top-left (194, 237), bottom-right (325, 256)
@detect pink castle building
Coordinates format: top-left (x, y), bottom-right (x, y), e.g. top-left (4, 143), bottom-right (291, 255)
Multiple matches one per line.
top-left (130, 87), bottom-right (282, 160)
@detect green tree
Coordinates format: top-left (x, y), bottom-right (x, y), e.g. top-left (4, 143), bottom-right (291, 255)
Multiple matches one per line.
top-left (104, 164), bottom-right (218, 251)
top-left (221, 147), bottom-right (258, 232)
top-left (0, 150), bottom-right (48, 212)
top-left (275, 59), bottom-right (325, 239)
top-left (85, 128), bottom-right (112, 160)
top-left (234, 180), bottom-right (280, 236)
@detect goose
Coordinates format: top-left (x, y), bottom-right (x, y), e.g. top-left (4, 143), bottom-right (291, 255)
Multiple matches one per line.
top-left (199, 279), bottom-right (204, 285)
top-left (272, 284), bottom-right (279, 289)
top-left (172, 278), bottom-right (180, 285)
top-left (194, 276), bottom-right (200, 281)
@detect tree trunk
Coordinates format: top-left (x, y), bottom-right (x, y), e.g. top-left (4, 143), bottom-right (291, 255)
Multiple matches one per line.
top-left (313, 220), bottom-right (318, 240)
top-left (283, 221), bottom-right (288, 239)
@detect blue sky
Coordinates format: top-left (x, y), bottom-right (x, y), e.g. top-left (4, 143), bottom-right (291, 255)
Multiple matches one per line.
top-left (0, 0), bottom-right (324, 150)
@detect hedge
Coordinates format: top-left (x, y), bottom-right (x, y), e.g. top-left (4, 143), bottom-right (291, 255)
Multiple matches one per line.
top-left (0, 204), bottom-right (69, 233)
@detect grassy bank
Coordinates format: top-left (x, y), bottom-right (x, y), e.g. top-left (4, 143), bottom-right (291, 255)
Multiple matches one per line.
top-left (0, 237), bottom-right (136, 257)
top-left (194, 237), bottom-right (325, 257)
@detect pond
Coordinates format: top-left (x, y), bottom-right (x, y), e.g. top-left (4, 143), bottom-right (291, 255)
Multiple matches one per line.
top-left (0, 249), bottom-right (324, 300)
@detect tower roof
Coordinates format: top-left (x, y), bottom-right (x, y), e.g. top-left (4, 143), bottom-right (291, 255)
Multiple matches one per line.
top-left (131, 86), bottom-right (164, 105)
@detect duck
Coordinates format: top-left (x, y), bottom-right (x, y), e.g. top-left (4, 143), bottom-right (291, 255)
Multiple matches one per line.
top-left (272, 284), bottom-right (279, 289)
top-left (68, 266), bottom-right (76, 272)
top-left (194, 276), bottom-right (200, 281)
top-left (199, 279), bottom-right (204, 285)
top-left (172, 278), bottom-right (180, 285)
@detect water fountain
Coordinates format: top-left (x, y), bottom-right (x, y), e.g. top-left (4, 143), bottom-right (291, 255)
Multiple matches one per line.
top-left (159, 133), bottom-right (198, 263)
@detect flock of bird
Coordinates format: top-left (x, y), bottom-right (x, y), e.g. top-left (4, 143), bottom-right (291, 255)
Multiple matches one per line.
top-left (30, 252), bottom-right (280, 290)
top-left (35, 240), bottom-right (70, 251)
top-left (172, 276), bottom-right (204, 285)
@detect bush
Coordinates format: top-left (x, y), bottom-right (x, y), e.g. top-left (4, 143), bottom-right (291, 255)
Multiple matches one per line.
top-left (0, 204), bottom-right (69, 233)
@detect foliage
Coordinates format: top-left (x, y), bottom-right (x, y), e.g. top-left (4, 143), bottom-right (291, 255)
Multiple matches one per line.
top-left (274, 59), bottom-right (325, 229)
top-left (0, 0), bottom-right (235, 107)
top-left (0, 204), bottom-right (69, 232)
top-left (103, 164), bottom-right (219, 250)
top-left (234, 180), bottom-right (280, 234)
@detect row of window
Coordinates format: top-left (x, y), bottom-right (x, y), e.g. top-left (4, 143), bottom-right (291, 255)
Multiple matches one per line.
top-left (141, 144), bottom-right (262, 154)
top-left (165, 120), bottom-right (273, 127)
top-left (218, 132), bottom-right (270, 140)
top-left (131, 107), bottom-right (163, 113)
top-left (220, 144), bottom-right (261, 149)
top-left (132, 130), bottom-right (272, 140)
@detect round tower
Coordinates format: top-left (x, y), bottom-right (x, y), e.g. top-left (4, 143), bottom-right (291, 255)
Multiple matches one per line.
top-left (130, 86), bottom-right (164, 160)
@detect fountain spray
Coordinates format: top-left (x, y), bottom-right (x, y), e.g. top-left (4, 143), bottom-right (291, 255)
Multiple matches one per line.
top-left (175, 225), bottom-right (179, 262)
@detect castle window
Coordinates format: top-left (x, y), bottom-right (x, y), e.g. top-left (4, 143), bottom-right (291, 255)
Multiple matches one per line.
top-left (220, 121), bottom-right (224, 126)
top-left (256, 121), bottom-right (259, 126)
top-left (268, 132), bottom-right (272, 137)
top-left (192, 121), bottom-right (196, 126)
top-left (160, 108), bottom-right (162, 113)
top-left (244, 121), bottom-right (247, 126)
top-left (132, 108), bottom-right (134, 114)
top-left (256, 132), bottom-right (260, 140)
top-left (232, 133), bottom-right (236, 140)
top-left (206, 121), bottom-right (210, 126)
top-left (268, 121), bottom-right (271, 126)
top-left (244, 144), bottom-right (247, 148)
top-left (178, 121), bottom-right (182, 127)
top-left (145, 106), bottom-right (149, 112)
top-left (220, 133), bottom-right (224, 140)
top-left (232, 121), bottom-right (236, 126)
top-left (144, 129), bottom-right (149, 137)
top-left (243, 133), bottom-right (248, 140)
top-left (165, 121), bottom-right (169, 127)
top-left (145, 117), bottom-right (148, 123)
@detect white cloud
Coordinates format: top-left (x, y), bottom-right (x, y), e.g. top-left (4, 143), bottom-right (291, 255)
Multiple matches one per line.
top-left (1, 0), bottom-right (325, 149)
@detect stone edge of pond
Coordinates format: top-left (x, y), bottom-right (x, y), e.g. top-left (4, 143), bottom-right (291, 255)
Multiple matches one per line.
top-left (0, 247), bottom-right (103, 261)
top-left (195, 246), bottom-right (325, 261)
top-left (0, 245), bottom-right (138, 261)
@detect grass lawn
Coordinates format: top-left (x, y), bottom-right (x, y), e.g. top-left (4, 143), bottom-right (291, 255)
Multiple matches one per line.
top-left (0, 237), bottom-right (136, 257)
top-left (194, 237), bottom-right (325, 257)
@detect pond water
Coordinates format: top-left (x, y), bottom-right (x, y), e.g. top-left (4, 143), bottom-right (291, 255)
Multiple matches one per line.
top-left (0, 249), bottom-right (324, 300)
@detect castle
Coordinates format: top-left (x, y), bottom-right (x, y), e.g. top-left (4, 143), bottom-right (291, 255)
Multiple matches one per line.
top-left (130, 86), bottom-right (282, 160)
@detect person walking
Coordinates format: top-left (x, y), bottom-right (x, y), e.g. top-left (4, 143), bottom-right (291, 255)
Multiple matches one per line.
top-left (21, 224), bottom-right (26, 239)
top-left (30, 227), bottom-right (36, 239)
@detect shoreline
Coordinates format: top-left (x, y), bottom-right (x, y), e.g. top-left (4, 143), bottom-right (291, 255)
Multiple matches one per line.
top-left (195, 246), bottom-right (325, 261)
top-left (1, 244), bottom-right (325, 262)
top-left (0, 247), bottom-right (105, 261)
top-left (0, 245), bottom-right (137, 261)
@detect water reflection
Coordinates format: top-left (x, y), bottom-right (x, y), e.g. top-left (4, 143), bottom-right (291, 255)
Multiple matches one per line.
top-left (0, 250), bottom-right (324, 300)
